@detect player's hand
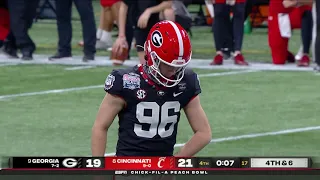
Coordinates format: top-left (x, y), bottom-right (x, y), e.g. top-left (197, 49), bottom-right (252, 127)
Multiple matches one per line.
top-left (282, 0), bottom-right (297, 8)
top-left (137, 9), bottom-right (151, 29)
top-left (112, 36), bottom-right (128, 58)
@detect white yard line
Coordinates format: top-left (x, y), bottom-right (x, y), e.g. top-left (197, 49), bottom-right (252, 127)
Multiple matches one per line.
top-left (0, 85), bottom-right (103, 100)
top-left (0, 63), bottom-right (19, 67)
top-left (197, 70), bottom-right (258, 77)
top-left (104, 126), bottom-right (320, 156)
top-left (0, 69), bottom-right (257, 100)
top-left (0, 55), bottom-right (315, 71)
top-left (64, 66), bottom-right (96, 71)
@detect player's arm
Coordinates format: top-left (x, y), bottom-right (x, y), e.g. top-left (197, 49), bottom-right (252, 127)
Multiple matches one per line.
top-left (146, 0), bottom-right (172, 14)
top-left (91, 93), bottom-right (125, 156)
top-left (175, 96), bottom-right (212, 157)
top-left (118, 1), bottom-right (128, 38)
top-left (112, 1), bottom-right (129, 56)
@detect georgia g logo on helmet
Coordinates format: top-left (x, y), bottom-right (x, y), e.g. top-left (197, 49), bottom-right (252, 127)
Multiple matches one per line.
top-left (151, 30), bottom-right (163, 47)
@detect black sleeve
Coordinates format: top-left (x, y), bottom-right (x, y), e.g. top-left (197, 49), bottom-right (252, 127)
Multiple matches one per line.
top-left (192, 73), bottom-right (202, 97)
top-left (104, 70), bottom-right (123, 97)
top-left (182, 72), bottom-right (201, 107)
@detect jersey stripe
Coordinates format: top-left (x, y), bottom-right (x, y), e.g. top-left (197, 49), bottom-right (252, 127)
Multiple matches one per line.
top-left (167, 21), bottom-right (184, 59)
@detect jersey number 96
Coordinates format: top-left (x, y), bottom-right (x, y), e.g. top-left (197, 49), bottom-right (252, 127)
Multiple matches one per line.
top-left (135, 101), bottom-right (180, 138)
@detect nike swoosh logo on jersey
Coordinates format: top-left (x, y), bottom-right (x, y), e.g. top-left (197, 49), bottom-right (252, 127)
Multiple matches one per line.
top-left (173, 92), bottom-right (183, 97)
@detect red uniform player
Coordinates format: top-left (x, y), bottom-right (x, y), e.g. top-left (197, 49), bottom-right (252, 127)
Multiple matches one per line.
top-left (268, 0), bottom-right (312, 65)
top-left (0, 6), bottom-right (9, 45)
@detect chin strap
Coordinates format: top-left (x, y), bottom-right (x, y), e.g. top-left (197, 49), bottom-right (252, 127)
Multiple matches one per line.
top-left (143, 65), bottom-right (160, 85)
top-left (144, 64), bottom-right (178, 87)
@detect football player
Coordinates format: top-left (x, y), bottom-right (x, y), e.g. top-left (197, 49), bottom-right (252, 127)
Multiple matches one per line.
top-left (92, 20), bottom-right (212, 179)
top-left (282, 0), bottom-right (319, 70)
top-left (78, 0), bottom-right (120, 50)
top-left (268, 0), bottom-right (313, 66)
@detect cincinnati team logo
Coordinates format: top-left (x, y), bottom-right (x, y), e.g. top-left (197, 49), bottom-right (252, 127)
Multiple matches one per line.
top-left (157, 157), bottom-right (166, 168)
top-left (151, 30), bottom-right (163, 47)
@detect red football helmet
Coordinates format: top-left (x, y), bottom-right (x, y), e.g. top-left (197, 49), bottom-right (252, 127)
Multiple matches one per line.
top-left (144, 20), bottom-right (192, 87)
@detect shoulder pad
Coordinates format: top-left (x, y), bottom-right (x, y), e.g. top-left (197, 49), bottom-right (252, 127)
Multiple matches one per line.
top-left (183, 68), bottom-right (201, 97)
top-left (104, 66), bottom-right (141, 96)
top-left (104, 69), bottom-right (123, 96)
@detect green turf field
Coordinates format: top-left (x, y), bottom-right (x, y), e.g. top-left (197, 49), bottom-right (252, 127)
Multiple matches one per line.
top-left (0, 64), bottom-right (319, 166)
top-left (1, 2), bottom-right (319, 173)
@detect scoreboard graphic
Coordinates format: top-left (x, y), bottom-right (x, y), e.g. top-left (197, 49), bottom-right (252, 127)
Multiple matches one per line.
top-left (0, 157), bottom-right (318, 175)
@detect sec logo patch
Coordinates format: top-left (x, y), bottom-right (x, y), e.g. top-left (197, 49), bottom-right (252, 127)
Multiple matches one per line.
top-left (136, 89), bottom-right (147, 100)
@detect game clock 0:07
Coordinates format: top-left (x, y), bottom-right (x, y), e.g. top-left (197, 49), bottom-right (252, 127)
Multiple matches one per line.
top-left (215, 159), bottom-right (235, 167)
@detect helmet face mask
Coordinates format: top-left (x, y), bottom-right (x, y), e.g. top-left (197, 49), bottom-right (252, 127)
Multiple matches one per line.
top-left (148, 51), bottom-right (189, 88)
top-left (144, 20), bottom-right (192, 88)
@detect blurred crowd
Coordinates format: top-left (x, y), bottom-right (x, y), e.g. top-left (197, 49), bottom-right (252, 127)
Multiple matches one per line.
top-left (0, 0), bottom-right (319, 68)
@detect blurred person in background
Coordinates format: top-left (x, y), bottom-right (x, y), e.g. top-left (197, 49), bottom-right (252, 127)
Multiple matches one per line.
top-left (295, 3), bottom-right (315, 63)
top-left (0, 0), bottom-right (9, 49)
top-left (269, 0), bottom-right (312, 66)
top-left (284, 0), bottom-right (319, 70)
top-left (292, 7), bottom-right (313, 66)
top-left (159, 5), bottom-right (175, 22)
top-left (110, 3), bottom-right (137, 62)
top-left (49, 0), bottom-right (96, 62)
top-left (79, 0), bottom-right (120, 51)
top-left (124, 6), bottom-right (135, 60)
top-left (96, 0), bottom-right (120, 50)
top-left (4, 0), bottom-right (40, 60)
top-left (312, 0), bottom-right (320, 71)
top-left (123, 0), bottom-right (192, 62)
top-left (159, 0), bottom-right (193, 33)
top-left (210, 0), bottom-right (249, 66)
top-left (112, 0), bottom-right (172, 64)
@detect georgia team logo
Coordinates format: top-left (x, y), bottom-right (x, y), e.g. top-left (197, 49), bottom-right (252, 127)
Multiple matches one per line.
top-left (62, 158), bottom-right (78, 168)
top-left (151, 30), bottom-right (163, 47)
top-left (157, 90), bottom-right (165, 96)
top-left (157, 157), bottom-right (166, 168)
